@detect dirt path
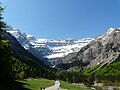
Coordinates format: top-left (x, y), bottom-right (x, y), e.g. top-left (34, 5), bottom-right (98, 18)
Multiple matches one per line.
top-left (45, 86), bottom-right (67, 90)
top-left (45, 80), bottom-right (67, 90)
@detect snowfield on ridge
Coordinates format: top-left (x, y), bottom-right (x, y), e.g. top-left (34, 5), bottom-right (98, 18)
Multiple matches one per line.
top-left (7, 26), bottom-right (94, 59)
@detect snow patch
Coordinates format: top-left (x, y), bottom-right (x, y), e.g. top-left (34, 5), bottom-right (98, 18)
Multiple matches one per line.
top-left (7, 26), bottom-right (93, 59)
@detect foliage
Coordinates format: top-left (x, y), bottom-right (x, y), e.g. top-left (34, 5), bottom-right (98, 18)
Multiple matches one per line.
top-left (18, 78), bottom-right (91, 90)
top-left (0, 4), bottom-right (12, 82)
top-left (56, 71), bottom-right (82, 83)
top-left (55, 60), bottom-right (83, 70)
top-left (83, 74), bottom-right (95, 87)
top-left (83, 65), bottom-right (100, 75)
top-left (56, 70), bottom-right (95, 87)
top-left (0, 39), bottom-right (12, 81)
top-left (18, 78), bottom-right (54, 90)
top-left (95, 61), bottom-right (120, 86)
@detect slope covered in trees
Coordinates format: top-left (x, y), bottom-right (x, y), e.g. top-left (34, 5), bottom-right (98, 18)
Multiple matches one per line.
top-left (95, 61), bottom-right (120, 86)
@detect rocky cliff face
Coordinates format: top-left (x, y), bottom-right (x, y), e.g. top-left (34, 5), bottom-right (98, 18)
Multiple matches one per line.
top-left (69, 28), bottom-right (120, 68)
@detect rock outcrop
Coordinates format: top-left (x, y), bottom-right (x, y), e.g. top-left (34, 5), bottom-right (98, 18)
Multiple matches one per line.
top-left (69, 28), bottom-right (120, 68)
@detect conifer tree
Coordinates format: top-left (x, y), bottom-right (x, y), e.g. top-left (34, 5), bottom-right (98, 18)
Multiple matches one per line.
top-left (0, 3), bottom-right (11, 81)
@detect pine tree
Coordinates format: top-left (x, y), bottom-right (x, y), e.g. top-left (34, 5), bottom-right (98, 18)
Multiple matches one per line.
top-left (0, 3), bottom-right (6, 35)
top-left (0, 3), bottom-right (11, 81)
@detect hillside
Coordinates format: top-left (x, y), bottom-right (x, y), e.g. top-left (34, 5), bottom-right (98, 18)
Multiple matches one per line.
top-left (67, 28), bottom-right (120, 68)
top-left (0, 30), bottom-right (55, 89)
top-left (3, 32), bottom-right (49, 67)
top-left (2, 32), bottom-right (55, 79)
top-left (55, 28), bottom-right (120, 88)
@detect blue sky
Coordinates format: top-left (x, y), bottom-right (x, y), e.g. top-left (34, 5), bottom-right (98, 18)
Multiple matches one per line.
top-left (2, 0), bottom-right (120, 39)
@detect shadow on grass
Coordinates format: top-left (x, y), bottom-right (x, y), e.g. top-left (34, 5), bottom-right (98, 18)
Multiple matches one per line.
top-left (0, 80), bottom-right (31, 90)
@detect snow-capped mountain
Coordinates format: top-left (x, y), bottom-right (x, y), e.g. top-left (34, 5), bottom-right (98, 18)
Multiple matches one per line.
top-left (30, 38), bottom-right (93, 59)
top-left (6, 26), bottom-right (93, 65)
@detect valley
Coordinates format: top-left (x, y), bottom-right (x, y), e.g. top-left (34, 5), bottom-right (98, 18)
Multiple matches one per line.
top-left (4, 26), bottom-right (120, 90)
top-left (1, 1), bottom-right (120, 90)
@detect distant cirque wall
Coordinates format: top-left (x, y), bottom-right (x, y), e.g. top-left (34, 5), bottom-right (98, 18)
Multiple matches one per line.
top-left (6, 26), bottom-right (93, 65)
top-left (68, 28), bottom-right (120, 68)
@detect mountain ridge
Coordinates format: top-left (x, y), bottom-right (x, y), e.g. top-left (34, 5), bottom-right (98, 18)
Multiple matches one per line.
top-left (6, 26), bottom-right (93, 65)
top-left (67, 28), bottom-right (120, 68)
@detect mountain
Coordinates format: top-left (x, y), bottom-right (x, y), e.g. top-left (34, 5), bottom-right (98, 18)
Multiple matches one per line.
top-left (3, 32), bottom-right (49, 68)
top-left (2, 31), bottom-right (55, 79)
top-left (68, 28), bottom-right (120, 68)
top-left (6, 26), bottom-right (93, 65)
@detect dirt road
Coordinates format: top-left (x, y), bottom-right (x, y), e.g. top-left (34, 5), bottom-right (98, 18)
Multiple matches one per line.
top-left (45, 81), bottom-right (67, 90)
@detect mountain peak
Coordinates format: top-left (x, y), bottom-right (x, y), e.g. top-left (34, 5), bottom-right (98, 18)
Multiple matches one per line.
top-left (97, 28), bottom-right (120, 43)
top-left (26, 34), bottom-right (37, 41)
top-left (105, 27), bottom-right (120, 35)
top-left (70, 27), bottom-right (120, 68)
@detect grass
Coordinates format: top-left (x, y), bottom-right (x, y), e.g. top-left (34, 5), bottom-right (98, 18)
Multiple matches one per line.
top-left (60, 81), bottom-right (91, 90)
top-left (18, 78), bottom-right (54, 90)
top-left (18, 78), bottom-right (91, 90)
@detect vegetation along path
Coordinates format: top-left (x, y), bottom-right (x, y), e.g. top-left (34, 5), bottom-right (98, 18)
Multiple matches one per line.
top-left (18, 78), bottom-right (91, 90)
